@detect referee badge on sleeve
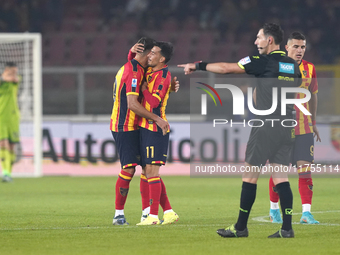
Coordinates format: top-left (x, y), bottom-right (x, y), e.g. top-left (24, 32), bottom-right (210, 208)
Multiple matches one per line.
top-left (239, 56), bottom-right (251, 65)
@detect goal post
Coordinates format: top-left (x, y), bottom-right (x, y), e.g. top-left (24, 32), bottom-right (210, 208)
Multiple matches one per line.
top-left (0, 33), bottom-right (42, 177)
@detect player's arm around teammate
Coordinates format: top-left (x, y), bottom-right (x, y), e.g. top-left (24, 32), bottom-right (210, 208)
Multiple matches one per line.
top-left (123, 40), bottom-right (169, 135)
top-left (128, 39), bottom-right (180, 224)
top-left (127, 95), bottom-right (168, 135)
top-left (111, 37), bottom-right (168, 225)
top-left (137, 42), bottom-right (179, 225)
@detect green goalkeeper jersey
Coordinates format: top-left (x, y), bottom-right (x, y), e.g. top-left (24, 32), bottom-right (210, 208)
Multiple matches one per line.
top-left (0, 79), bottom-right (20, 122)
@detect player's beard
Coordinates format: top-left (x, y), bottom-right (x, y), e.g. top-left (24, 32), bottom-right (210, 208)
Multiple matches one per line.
top-left (147, 60), bottom-right (156, 68)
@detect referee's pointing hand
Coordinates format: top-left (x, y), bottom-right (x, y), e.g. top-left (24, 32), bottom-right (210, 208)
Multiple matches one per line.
top-left (178, 63), bottom-right (196, 75)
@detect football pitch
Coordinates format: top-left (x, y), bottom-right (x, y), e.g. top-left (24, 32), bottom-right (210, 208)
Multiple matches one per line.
top-left (1, 176), bottom-right (339, 255)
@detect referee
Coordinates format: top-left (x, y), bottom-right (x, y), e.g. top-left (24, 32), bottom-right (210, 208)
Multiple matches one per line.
top-left (179, 23), bottom-right (301, 238)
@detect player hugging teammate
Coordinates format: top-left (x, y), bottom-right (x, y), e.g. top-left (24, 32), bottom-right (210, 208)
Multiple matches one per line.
top-left (110, 37), bottom-right (179, 225)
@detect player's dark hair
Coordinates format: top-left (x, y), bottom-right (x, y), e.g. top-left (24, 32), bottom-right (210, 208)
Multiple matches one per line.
top-left (5, 62), bottom-right (17, 67)
top-left (137, 37), bottom-right (156, 55)
top-left (262, 23), bottom-right (284, 45)
top-left (288, 31), bottom-right (306, 41)
top-left (155, 41), bottom-right (173, 64)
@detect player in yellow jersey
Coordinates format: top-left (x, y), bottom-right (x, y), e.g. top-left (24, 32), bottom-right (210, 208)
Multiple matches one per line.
top-left (137, 42), bottom-right (179, 225)
top-left (111, 38), bottom-right (179, 225)
top-left (111, 37), bottom-right (170, 225)
top-left (269, 32), bottom-right (321, 224)
top-left (0, 62), bottom-right (20, 182)
top-left (127, 41), bottom-right (179, 224)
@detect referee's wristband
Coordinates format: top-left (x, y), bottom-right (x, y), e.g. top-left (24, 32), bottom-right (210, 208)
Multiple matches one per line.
top-left (312, 120), bottom-right (316, 125)
top-left (195, 62), bottom-right (208, 71)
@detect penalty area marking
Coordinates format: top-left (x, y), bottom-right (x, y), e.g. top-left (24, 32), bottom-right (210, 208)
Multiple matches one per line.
top-left (252, 210), bottom-right (340, 226)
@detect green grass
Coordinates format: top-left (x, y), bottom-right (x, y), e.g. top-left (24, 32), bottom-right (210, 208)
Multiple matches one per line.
top-left (0, 176), bottom-right (340, 255)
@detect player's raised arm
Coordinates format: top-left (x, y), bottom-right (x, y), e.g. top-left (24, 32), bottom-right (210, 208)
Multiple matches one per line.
top-left (1, 63), bottom-right (19, 83)
top-left (177, 62), bottom-right (245, 75)
top-left (127, 43), bottom-right (145, 61)
top-left (131, 43), bottom-right (144, 54)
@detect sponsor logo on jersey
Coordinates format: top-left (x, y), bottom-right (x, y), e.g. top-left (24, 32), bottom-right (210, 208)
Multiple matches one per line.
top-left (279, 62), bottom-right (294, 74)
top-left (132, 78), bottom-right (137, 87)
top-left (239, 56), bottom-right (251, 66)
top-left (278, 76), bottom-right (295, 82)
top-left (302, 70), bottom-right (307, 77)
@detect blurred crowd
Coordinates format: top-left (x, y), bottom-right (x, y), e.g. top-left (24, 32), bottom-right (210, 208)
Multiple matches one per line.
top-left (0, 0), bottom-right (62, 33)
top-left (1, 0), bottom-right (339, 64)
top-left (102, 0), bottom-right (340, 63)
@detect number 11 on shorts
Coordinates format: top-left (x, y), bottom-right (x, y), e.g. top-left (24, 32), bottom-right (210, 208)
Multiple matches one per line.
top-left (146, 146), bottom-right (154, 158)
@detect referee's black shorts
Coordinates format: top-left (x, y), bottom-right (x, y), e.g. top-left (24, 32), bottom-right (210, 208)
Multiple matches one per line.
top-left (245, 120), bottom-right (295, 167)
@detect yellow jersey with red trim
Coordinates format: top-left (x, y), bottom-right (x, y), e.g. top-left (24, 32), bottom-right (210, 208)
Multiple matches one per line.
top-left (110, 59), bottom-right (144, 132)
top-left (138, 66), bottom-right (171, 133)
top-left (295, 59), bottom-right (318, 135)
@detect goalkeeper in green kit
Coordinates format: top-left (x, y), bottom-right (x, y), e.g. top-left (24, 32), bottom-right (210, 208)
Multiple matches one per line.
top-left (0, 62), bottom-right (20, 182)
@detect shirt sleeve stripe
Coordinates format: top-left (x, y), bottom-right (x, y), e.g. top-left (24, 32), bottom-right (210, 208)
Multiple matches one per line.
top-left (126, 92), bottom-right (139, 96)
top-left (237, 62), bottom-right (245, 70)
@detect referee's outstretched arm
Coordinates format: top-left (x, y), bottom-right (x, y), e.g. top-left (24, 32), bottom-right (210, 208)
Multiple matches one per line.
top-left (178, 62), bottom-right (245, 75)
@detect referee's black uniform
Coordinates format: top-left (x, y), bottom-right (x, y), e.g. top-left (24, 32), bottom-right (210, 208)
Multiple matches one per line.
top-left (213, 24), bottom-right (298, 239)
top-left (238, 50), bottom-right (301, 168)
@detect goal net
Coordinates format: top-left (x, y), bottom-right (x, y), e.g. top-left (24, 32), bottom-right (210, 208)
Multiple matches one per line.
top-left (0, 33), bottom-right (42, 177)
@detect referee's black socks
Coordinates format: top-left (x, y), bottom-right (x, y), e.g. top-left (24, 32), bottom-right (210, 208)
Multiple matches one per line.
top-left (235, 182), bottom-right (257, 231)
top-left (276, 181), bottom-right (293, 231)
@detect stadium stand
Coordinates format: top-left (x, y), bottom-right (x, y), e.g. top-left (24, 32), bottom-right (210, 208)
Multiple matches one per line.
top-left (2, 0), bottom-right (339, 66)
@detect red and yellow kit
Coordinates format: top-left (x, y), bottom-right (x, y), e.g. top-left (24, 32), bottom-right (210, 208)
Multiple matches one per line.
top-left (138, 66), bottom-right (171, 132)
top-left (295, 59), bottom-right (318, 135)
top-left (110, 59), bottom-right (144, 132)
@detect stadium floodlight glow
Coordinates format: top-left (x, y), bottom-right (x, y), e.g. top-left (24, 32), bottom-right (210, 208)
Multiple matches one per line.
top-left (0, 33), bottom-right (42, 177)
